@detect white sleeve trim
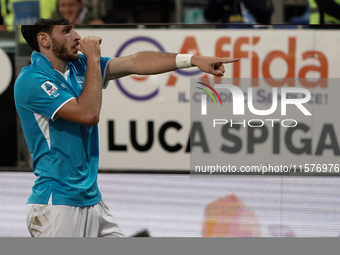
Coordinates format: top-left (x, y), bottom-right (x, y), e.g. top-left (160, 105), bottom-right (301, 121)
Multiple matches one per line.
top-left (51, 97), bottom-right (76, 121)
top-left (103, 58), bottom-right (113, 89)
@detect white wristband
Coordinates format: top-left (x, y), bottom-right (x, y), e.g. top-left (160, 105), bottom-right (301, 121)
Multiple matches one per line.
top-left (176, 54), bottom-right (194, 69)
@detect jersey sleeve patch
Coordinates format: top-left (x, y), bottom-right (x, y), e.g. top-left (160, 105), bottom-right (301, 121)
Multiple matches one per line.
top-left (41, 81), bottom-right (59, 97)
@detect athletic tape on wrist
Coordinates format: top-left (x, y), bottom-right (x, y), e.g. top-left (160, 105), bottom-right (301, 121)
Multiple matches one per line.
top-left (176, 54), bottom-right (194, 69)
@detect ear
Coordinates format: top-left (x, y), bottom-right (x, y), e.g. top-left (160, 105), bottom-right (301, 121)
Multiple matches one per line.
top-left (37, 32), bottom-right (51, 49)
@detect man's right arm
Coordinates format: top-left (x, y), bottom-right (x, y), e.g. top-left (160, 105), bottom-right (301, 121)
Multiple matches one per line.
top-left (56, 36), bottom-right (103, 126)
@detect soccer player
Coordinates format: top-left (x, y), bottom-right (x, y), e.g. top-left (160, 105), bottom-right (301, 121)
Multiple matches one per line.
top-left (14, 18), bottom-right (238, 237)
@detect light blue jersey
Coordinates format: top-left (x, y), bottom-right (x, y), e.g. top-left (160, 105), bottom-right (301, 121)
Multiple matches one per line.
top-left (14, 51), bottom-right (111, 207)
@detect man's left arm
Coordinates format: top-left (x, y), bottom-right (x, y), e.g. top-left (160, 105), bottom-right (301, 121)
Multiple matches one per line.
top-left (104, 51), bottom-right (238, 81)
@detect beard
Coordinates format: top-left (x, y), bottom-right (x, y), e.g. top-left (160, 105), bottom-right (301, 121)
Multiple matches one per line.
top-left (51, 36), bottom-right (79, 63)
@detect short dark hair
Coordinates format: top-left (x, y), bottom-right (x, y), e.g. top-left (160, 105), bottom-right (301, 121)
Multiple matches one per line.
top-left (21, 18), bottom-right (72, 52)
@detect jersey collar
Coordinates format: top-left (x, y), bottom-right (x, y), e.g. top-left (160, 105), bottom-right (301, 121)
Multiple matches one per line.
top-left (31, 51), bottom-right (75, 74)
top-left (31, 51), bottom-right (54, 72)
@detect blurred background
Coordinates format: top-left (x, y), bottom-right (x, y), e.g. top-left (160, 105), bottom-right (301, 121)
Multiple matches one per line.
top-left (0, 0), bottom-right (317, 29)
top-left (1, 0), bottom-right (340, 237)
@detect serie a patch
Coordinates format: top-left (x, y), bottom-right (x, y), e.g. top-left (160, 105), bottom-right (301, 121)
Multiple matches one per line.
top-left (41, 81), bottom-right (58, 96)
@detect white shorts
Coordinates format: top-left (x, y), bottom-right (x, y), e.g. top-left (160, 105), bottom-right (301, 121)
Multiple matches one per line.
top-left (26, 200), bottom-right (124, 237)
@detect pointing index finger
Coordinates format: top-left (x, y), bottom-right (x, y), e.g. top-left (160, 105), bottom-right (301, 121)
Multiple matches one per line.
top-left (220, 58), bottom-right (239, 63)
